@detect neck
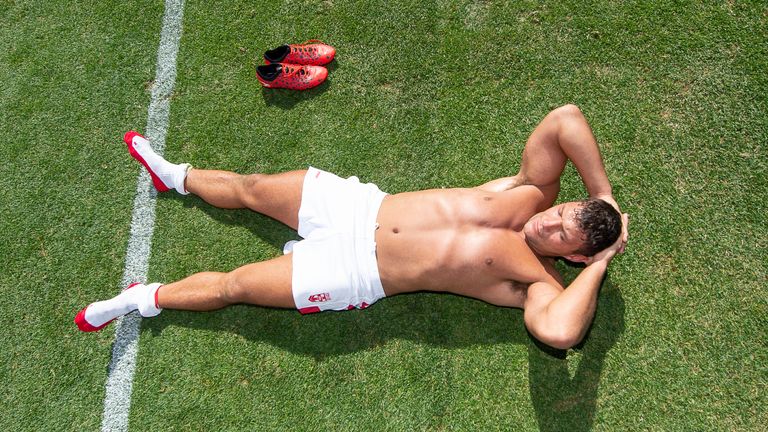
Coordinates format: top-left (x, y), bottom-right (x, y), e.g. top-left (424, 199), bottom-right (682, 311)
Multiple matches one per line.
top-left (523, 233), bottom-right (552, 257)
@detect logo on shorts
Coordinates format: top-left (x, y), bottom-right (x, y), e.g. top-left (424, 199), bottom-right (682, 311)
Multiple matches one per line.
top-left (308, 292), bottom-right (331, 303)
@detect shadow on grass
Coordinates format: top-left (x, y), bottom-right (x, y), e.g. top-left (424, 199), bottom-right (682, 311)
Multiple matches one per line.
top-left (163, 194), bottom-right (300, 250)
top-left (150, 195), bottom-right (625, 430)
top-left (528, 277), bottom-right (625, 432)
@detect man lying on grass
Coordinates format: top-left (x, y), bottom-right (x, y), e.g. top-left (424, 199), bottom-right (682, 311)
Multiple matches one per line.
top-left (76, 104), bottom-right (628, 349)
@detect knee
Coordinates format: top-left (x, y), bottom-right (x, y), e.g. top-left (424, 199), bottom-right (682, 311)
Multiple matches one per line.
top-left (220, 272), bottom-right (248, 304)
top-left (239, 173), bottom-right (267, 201)
top-left (242, 173), bottom-right (266, 193)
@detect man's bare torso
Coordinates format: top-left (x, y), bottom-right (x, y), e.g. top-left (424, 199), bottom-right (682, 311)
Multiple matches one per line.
top-left (374, 185), bottom-right (563, 308)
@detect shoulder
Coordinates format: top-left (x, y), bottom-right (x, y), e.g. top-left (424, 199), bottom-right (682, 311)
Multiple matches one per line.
top-left (520, 257), bottom-right (568, 308)
top-left (494, 247), bottom-right (565, 306)
top-left (490, 185), bottom-right (549, 219)
top-left (492, 236), bottom-right (564, 287)
top-left (538, 257), bottom-right (565, 287)
top-left (477, 176), bottom-right (555, 205)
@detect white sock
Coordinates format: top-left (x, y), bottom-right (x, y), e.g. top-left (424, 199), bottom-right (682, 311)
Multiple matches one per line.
top-left (82, 283), bottom-right (163, 328)
top-left (128, 134), bottom-right (191, 195)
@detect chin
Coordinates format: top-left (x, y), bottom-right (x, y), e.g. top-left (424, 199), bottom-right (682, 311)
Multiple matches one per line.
top-left (522, 221), bottom-right (535, 239)
top-left (522, 224), bottom-right (542, 251)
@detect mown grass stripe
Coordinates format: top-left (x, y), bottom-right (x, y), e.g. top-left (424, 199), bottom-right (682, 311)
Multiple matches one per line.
top-left (101, 1), bottom-right (185, 430)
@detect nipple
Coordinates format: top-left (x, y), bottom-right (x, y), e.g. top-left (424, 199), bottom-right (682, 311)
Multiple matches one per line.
top-left (485, 258), bottom-right (494, 266)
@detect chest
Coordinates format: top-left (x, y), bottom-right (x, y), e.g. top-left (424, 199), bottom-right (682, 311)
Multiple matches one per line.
top-left (446, 227), bottom-right (545, 281)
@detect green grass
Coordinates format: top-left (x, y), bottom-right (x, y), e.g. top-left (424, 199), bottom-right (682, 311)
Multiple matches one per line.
top-left (2, 0), bottom-right (766, 430)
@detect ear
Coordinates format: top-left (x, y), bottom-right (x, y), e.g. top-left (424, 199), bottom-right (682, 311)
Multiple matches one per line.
top-left (563, 254), bottom-right (590, 263)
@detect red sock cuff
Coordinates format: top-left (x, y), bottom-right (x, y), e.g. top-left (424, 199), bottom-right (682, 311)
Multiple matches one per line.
top-left (155, 285), bottom-right (162, 309)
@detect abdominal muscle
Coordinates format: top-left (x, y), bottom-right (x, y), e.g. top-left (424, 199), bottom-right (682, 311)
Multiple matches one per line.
top-left (373, 187), bottom-right (542, 307)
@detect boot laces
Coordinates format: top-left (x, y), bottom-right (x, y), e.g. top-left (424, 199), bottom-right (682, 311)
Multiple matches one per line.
top-left (291, 43), bottom-right (320, 53)
top-left (283, 65), bottom-right (306, 76)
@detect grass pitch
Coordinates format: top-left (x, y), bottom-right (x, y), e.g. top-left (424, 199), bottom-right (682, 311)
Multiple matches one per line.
top-left (1, 0), bottom-right (766, 430)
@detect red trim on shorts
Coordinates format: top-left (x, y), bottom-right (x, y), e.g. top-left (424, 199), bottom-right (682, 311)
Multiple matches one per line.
top-left (299, 306), bottom-right (321, 314)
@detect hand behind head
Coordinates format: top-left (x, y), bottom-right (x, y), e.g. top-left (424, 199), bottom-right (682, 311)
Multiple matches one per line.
top-left (587, 212), bottom-right (629, 265)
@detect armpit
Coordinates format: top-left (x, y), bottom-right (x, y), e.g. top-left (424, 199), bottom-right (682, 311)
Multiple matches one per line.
top-left (510, 279), bottom-right (530, 293)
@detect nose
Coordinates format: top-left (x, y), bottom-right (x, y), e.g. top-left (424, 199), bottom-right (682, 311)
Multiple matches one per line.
top-left (541, 217), bottom-right (561, 232)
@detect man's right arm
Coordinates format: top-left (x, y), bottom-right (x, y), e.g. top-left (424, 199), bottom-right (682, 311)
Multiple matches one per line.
top-left (515, 104), bottom-right (628, 249)
top-left (523, 217), bottom-right (626, 349)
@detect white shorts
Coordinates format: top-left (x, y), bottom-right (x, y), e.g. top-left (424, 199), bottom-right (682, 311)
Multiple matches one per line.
top-left (285, 167), bottom-right (388, 314)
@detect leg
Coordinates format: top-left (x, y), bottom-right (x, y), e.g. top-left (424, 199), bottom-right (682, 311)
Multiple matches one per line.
top-left (123, 130), bottom-right (307, 230)
top-left (157, 253), bottom-right (295, 310)
top-left (184, 169), bottom-right (306, 230)
top-left (75, 254), bottom-right (296, 332)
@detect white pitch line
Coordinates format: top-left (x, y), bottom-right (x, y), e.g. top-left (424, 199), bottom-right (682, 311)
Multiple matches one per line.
top-left (101, 1), bottom-right (185, 431)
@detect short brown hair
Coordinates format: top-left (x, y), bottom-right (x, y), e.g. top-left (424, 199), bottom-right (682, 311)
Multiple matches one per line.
top-left (574, 198), bottom-right (622, 256)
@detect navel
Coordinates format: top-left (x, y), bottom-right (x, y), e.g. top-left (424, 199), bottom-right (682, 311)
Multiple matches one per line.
top-left (483, 196), bottom-right (492, 201)
top-left (392, 227), bottom-right (399, 234)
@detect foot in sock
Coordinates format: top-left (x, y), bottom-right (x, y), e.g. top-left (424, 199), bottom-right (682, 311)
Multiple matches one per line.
top-left (75, 282), bottom-right (163, 332)
top-left (124, 131), bottom-right (191, 194)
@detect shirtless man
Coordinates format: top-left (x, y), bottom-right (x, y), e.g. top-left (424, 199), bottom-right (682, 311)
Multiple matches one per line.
top-left (76, 104), bottom-right (628, 349)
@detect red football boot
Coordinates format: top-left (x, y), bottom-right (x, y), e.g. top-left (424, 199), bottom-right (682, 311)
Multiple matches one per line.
top-left (256, 63), bottom-right (328, 90)
top-left (74, 283), bottom-right (142, 332)
top-left (263, 40), bottom-right (336, 66)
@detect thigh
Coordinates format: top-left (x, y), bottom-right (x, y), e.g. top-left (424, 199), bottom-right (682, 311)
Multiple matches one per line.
top-left (246, 170), bottom-right (307, 230)
top-left (227, 253), bottom-right (295, 308)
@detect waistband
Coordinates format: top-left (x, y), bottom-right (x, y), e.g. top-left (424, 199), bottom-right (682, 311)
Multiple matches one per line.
top-left (357, 186), bottom-right (387, 300)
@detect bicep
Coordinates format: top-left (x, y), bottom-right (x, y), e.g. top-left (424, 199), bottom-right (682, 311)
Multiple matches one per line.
top-left (517, 115), bottom-right (569, 188)
top-left (523, 281), bottom-right (562, 317)
top-left (536, 181), bottom-right (560, 208)
top-left (523, 281), bottom-right (566, 347)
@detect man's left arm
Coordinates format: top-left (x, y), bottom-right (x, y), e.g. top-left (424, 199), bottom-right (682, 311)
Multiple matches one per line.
top-left (476, 175), bottom-right (523, 193)
top-left (477, 105), bottom-right (613, 200)
top-left (546, 105), bottom-right (628, 249)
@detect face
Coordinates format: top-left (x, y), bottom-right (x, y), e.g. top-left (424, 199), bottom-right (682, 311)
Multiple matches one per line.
top-left (523, 201), bottom-right (588, 259)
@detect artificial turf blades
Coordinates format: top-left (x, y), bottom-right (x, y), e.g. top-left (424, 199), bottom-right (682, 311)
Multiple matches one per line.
top-left (2, 0), bottom-right (766, 430)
